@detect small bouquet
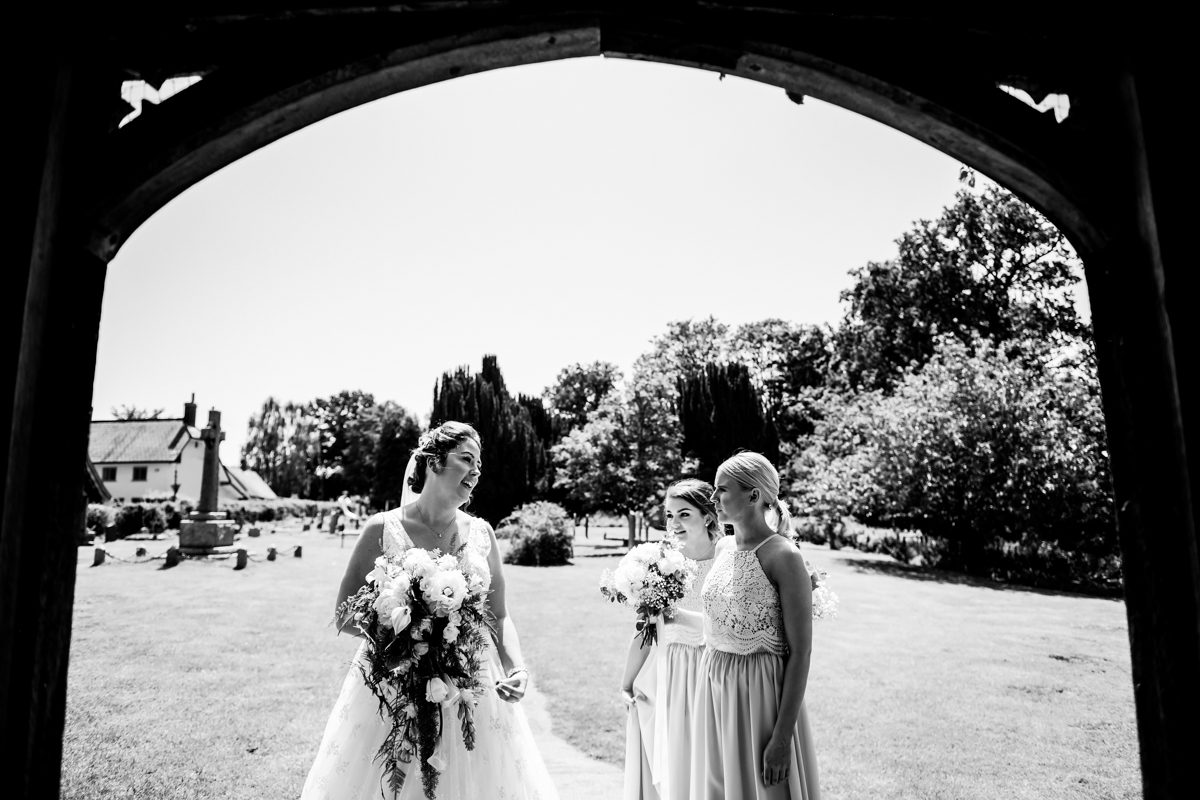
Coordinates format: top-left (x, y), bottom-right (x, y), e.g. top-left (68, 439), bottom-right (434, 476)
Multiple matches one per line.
top-left (599, 540), bottom-right (696, 646)
top-left (337, 547), bottom-right (492, 799)
top-left (805, 558), bottom-right (839, 620)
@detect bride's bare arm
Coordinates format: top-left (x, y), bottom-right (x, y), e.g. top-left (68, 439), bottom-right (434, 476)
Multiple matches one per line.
top-left (333, 514), bottom-right (385, 638)
top-left (484, 522), bottom-right (530, 702)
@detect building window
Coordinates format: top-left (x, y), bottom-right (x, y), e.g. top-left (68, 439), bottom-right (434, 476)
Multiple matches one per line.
top-left (132, 466), bottom-right (148, 482)
top-left (101, 466), bottom-right (117, 481)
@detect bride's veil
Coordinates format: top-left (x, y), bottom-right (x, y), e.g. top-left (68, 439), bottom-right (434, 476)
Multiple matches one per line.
top-left (400, 453), bottom-right (420, 508)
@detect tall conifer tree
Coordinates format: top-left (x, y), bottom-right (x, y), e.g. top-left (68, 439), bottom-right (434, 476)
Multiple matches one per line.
top-left (432, 355), bottom-right (546, 524)
top-left (678, 363), bottom-right (779, 482)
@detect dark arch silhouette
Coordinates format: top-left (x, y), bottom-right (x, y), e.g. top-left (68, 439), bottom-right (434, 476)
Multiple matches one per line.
top-left (6, 5), bottom-right (1194, 799)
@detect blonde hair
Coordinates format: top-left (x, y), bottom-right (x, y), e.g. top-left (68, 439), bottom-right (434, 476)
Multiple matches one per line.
top-left (716, 451), bottom-right (792, 537)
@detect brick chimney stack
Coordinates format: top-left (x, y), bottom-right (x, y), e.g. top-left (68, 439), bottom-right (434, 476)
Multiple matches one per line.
top-left (184, 393), bottom-right (197, 427)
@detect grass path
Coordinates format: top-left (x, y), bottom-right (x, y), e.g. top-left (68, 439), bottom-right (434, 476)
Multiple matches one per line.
top-left (61, 524), bottom-right (1140, 799)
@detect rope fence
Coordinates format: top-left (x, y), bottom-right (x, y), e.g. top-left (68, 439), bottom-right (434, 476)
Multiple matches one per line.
top-left (90, 543), bottom-right (302, 569)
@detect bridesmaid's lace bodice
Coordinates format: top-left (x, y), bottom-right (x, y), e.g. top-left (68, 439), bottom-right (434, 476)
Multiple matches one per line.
top-left (381, 509), bottom-right (493, 590)
top-left (661, 555), bottom-right (714, 648)
top-left (701, 538), bottom-right (787, 656)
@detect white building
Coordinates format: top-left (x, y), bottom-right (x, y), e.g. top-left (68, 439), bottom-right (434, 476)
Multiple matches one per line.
top-left (89, 397), bottom-right (276, 504)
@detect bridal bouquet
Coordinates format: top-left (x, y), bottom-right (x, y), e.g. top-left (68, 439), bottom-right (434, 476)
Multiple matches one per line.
top-left (805, 558), bottom-right (839, 620)
top-left (599, 540), bottom-right (696, 647)
top-left (337, 547), bottom-right (492, 799)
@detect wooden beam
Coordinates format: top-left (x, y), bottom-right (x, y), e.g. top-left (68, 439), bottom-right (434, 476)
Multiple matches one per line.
top-left (1, 57), bottom-right (110, 800)
top-left (1081, 70), bottom-right (1199, 800)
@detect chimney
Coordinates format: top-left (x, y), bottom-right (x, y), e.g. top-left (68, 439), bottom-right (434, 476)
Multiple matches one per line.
top-left (184, 393), bottom-right (197, 427)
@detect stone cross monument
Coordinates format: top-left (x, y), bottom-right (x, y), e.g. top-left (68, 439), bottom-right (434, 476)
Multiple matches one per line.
top-left (178, 408), bottom-right (237, 554)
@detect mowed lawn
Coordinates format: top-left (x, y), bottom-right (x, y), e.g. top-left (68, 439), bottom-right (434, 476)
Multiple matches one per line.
top-left (61, 523), bottom-right (1140, 799)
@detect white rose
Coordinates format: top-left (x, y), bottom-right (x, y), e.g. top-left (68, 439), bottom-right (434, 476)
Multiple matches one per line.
top-left (373, 593), bottom-right (400, 625)
top-left (425, 676), bottom-right (450, 704)
top-left (443, 623), bottom-right (460, 643)
top-left (437, 553), bottom-right (458, 571)
top-left (663, 549), bottom-right (686, 572)
top-left (403, 549), bottom-right (436, 577)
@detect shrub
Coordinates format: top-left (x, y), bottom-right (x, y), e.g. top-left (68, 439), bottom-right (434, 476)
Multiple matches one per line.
top-left (142, 506), bottom-right (167, 534)
top-left (86, 504), bottom-right (117, 532)
top-left (499, 501), bottom-right (573, 566)
top-left (256, 506), bottom-right (277, 523)
top-left (115, 505), bottom-right (145, 538)
top-left (792, 335), bottom-right (1115, 567)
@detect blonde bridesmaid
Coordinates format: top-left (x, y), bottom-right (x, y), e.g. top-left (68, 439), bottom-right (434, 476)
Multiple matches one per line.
top-left (691, 453), bottom-right (820, 800)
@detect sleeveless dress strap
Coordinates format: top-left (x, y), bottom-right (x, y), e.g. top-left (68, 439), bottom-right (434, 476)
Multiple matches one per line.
top-left (381, 508), bottom-right (412, 555)
top-left (748, 534), bottom-right (778, 554)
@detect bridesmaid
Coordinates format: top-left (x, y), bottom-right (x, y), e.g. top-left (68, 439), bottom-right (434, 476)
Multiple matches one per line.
top-left (691, 452), bottom-right (820, 800)
top-left (620, 479), bottom-right (722, 800)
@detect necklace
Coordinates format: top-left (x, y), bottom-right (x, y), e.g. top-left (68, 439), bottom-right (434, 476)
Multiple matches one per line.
top-left (409, 506), bottom-right (458, 540)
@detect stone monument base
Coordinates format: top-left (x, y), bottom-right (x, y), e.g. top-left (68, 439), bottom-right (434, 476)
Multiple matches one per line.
top-left (179, 515), bottom-right (237, 554)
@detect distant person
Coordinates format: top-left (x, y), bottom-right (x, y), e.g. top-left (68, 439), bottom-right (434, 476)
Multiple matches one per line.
top-left (691, 452), bottom-right (820, 799)
top-left (620, 479), bottom-right (722, 800)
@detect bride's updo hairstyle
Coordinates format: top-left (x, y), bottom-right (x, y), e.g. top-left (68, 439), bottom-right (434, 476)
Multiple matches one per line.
top-left (666, 478), bottom-right (722, 541)
top-left (407, 421), bottom-right (481, 494)
top-left (715, 451), bottom-right (793, 538)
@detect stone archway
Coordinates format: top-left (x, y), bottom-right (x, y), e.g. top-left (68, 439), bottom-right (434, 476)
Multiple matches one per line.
top-left (6, 6), bottom-right (1194, 798)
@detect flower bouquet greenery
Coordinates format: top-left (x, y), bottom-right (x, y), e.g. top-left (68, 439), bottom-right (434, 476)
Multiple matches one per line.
top-left (338, 547), bottom-right (492, 799)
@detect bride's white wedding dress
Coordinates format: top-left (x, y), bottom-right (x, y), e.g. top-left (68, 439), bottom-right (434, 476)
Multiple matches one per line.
top-left (302, 509), bottom-right (559, 800)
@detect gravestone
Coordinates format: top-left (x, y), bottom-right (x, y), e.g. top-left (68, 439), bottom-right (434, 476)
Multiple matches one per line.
top-left (178, 409), bottom-right (238, 554)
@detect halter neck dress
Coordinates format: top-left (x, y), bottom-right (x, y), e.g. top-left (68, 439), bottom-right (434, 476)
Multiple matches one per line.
top-left (690, 535), bottom-right (819, 800)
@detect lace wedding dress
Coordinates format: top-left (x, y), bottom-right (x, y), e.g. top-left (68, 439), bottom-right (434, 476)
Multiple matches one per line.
top-left (302, 510), bottom-right (558, 800)
top-left (691, 536), bottom-right (819, 799)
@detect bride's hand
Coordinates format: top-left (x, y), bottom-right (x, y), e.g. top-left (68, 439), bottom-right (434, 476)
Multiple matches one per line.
top-left (620, 685), bottom-right (636, 707)
top-left (496, 668), bottom-right (528, 704)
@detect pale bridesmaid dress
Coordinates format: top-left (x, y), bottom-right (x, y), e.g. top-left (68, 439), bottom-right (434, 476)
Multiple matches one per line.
top-left (624, 554), bottom-right (716, 800)
top-left (624, 644), bottom-right (660, 800)
top-left (691, 536), bottom-right (820, 800)
top-left (652, 555), bottom-right (715, 800)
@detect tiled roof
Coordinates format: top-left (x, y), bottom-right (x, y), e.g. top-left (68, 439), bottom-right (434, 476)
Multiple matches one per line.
top-left (89, 418), bottom-right (191, 464)
top-left (227, 466), bottom-right (278, 500)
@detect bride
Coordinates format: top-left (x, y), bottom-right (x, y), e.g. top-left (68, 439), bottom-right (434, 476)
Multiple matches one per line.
top-left (302, 421), bottom-right (559, 799)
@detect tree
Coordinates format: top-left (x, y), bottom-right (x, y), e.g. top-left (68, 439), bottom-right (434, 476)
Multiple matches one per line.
top-left (551, 384), bottom-right (685, 520)
top-left (242, 398), bottom-right (322, 498)
top-left (111, 405), bottom-right (164, 420)
top-left (728, 319), bottom-right (832, 443)
top-left (542, 361), bottom-right (622, 435)
top-left (631, 317), bottom-right (730, 404)
top-left (833, 183), bottom-right (1087, 392)
top-left (242, 397), bottom-right (287, 491)
top-left (793, 334), bottom-right (1113, 569)
top-left (432, 355), bottom-right (545, 524)
top-left (372, 402), bottom-right (422, 510)
top-left (678, 362), bottom-right (780, 482)
top-left (311, 390), bottom-right (381, 499)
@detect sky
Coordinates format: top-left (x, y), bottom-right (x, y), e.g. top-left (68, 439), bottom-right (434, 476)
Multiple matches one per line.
top-left (93, 55), bottom-right (991, 458)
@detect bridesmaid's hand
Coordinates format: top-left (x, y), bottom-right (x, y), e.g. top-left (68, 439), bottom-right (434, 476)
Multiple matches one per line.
top-left (762, 734), bottom-right (791, 786)
top-left (496, 668), bottom-right (528, 704)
